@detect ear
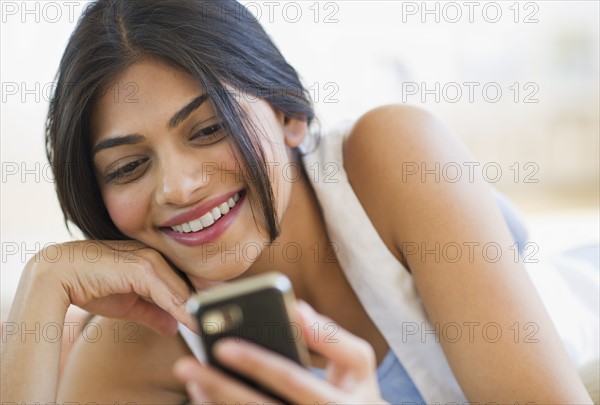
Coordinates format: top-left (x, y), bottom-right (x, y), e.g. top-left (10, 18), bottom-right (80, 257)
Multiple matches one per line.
top-left (280, 114), bottom-right (308, 148)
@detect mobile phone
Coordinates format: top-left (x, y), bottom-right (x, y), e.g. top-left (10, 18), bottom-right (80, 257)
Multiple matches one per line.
top-left (186, 272), bottom-right (310, 402)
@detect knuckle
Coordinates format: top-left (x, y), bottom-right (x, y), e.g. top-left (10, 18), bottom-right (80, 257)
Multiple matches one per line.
top-left (169, 289), bottom-right (187, 311)
top-left (127, 270), bottom-right (149, 296)
top-left (139, 247), bottom-right (162, 263)
top-left (130, 258), bottom-right (158, 295)
top-left (135, 255), bottom-right (156, 274)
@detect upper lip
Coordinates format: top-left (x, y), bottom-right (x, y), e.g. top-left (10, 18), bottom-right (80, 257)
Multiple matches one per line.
top-left (159, 189), bottom-right (244, 228)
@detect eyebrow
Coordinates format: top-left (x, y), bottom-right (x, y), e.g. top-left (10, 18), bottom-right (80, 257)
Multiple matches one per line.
top-left (92, 94), bottom-right (209, 156)
top-left (167, 94), bottom-right (209, 130)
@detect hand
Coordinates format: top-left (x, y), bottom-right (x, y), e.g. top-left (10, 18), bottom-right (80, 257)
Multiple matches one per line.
top-left (173, 301), bottom-right (388, 404)
top-left (27, 240), bottom-right (197, 335)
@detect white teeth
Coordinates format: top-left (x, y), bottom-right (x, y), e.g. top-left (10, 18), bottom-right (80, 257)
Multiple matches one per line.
top-left (170, 191), bottom-right (242, 233)
top-left (219, 202), bottom-right (230, 215)
top-left (189, 218), bottom-right (203, 232)
top-left (200, 212), bottom-right (215, 228)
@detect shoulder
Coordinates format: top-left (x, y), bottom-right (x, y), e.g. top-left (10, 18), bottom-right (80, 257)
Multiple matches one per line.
top-left (341, 106), bottom-right (592, 402)
top-left (346, 103), bottom-right (438, 133)
top-left (342, 104), bottom-right (461, 265)
top-left (58, 316), bottom-right (190, 402)
top-left (343, 104), bottom-right (457, 167)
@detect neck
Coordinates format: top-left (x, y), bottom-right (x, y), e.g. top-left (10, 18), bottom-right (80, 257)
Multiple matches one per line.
top-left (243, 169), bottom-right (335, 305)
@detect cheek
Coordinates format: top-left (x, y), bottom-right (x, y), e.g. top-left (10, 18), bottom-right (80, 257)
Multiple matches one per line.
top-left (102, 189), bottom-right (149, 238)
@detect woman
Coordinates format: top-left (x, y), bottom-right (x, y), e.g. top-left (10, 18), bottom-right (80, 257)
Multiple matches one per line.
top-left (1, 0), bottom-right (593, 403)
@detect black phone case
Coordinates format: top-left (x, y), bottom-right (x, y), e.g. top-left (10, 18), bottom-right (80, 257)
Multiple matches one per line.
top-left (195, 284), bottom-right (305, 403)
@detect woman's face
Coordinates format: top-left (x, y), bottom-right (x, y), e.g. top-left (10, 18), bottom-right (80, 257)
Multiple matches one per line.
top-left (91, 59), bottom-right (303, 287)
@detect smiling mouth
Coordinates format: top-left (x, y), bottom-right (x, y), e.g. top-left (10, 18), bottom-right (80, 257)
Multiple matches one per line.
top-left (169, 191), bottom-right (242, 233)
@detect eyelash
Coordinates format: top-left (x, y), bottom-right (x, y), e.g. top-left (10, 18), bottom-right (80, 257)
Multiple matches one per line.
top-left (104, 158), bottom-right (148, 184)
top-left (104, 122), bottom-right (226, 184)
top-left (190, 122), bottom-right (225, 143)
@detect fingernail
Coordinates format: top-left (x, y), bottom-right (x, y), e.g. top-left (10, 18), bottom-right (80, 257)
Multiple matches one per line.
top-left (297, 300), bottom-right (315, 316)
top-left (173, 358), bottom-right (193, 377)
top-left (186, 381), bottom-right (206, 401)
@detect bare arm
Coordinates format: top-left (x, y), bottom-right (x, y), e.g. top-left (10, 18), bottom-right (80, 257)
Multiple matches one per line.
top-left (1, 241), bottom-right (195, 403)
top-left (1, 260), bottom-right (69, 401)
top-left (343, 105), bottom-right (592, 403)
top-left (57, 317), bottom-right (188, 403)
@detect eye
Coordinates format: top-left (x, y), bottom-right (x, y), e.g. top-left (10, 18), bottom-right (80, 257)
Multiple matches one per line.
top-left (190, 122), bottom-right (226, 145)
top-left (104, 158), bottom-right (149, 184)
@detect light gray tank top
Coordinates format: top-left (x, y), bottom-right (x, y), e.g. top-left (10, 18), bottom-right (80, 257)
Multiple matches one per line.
top-left (299, 120), bottom-right (467, 402)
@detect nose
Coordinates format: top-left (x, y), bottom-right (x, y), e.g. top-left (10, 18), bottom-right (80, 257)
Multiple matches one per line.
top-left (155, 151), bottom-right (211, 206)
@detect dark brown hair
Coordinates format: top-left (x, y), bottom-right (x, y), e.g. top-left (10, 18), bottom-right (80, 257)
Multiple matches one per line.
top-left (46, 0), bottom-right (315, 242)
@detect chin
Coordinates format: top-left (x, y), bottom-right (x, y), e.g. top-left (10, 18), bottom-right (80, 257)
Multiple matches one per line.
top-left (186, 263), bottom-right (251, 290)
top-left (188, 271), bottom-right (244, 291)
top-left (157, 223), bottom-right (269, 287)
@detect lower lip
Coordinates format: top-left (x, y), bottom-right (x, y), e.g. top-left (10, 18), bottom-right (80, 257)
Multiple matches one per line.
top-left (161, 191), bottom-right (246, 247)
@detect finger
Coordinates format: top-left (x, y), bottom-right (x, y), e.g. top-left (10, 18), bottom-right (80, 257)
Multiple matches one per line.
top-left (295, 300), bottom-right (376, 379)
top-left (80, 292), bottom-right (180, 336)
top-left (173, 357), bottom-right (210, 403)
top-left (62, 241), bottom-right (196, 332)
top-left (125, 251), bottom-right (197, 332)
top-left (213, 339), bottom-right (341, 404)
top-left (173, 356), bottom-right (275, 404)
top-left (121, 297), bottom-right (179, 336)
top-left (130, 271), bottom-right (195, 332)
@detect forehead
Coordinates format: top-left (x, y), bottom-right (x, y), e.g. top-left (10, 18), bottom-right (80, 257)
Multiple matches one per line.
top-left (90, 59), bottom-right (206, 143)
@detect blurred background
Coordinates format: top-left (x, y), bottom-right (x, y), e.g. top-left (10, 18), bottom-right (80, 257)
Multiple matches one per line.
top-left (1, 0), bottom-right (598, 363)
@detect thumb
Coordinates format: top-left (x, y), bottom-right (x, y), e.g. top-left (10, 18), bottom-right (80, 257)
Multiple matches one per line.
top-left (295, 300), bottom-right (376, 379)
